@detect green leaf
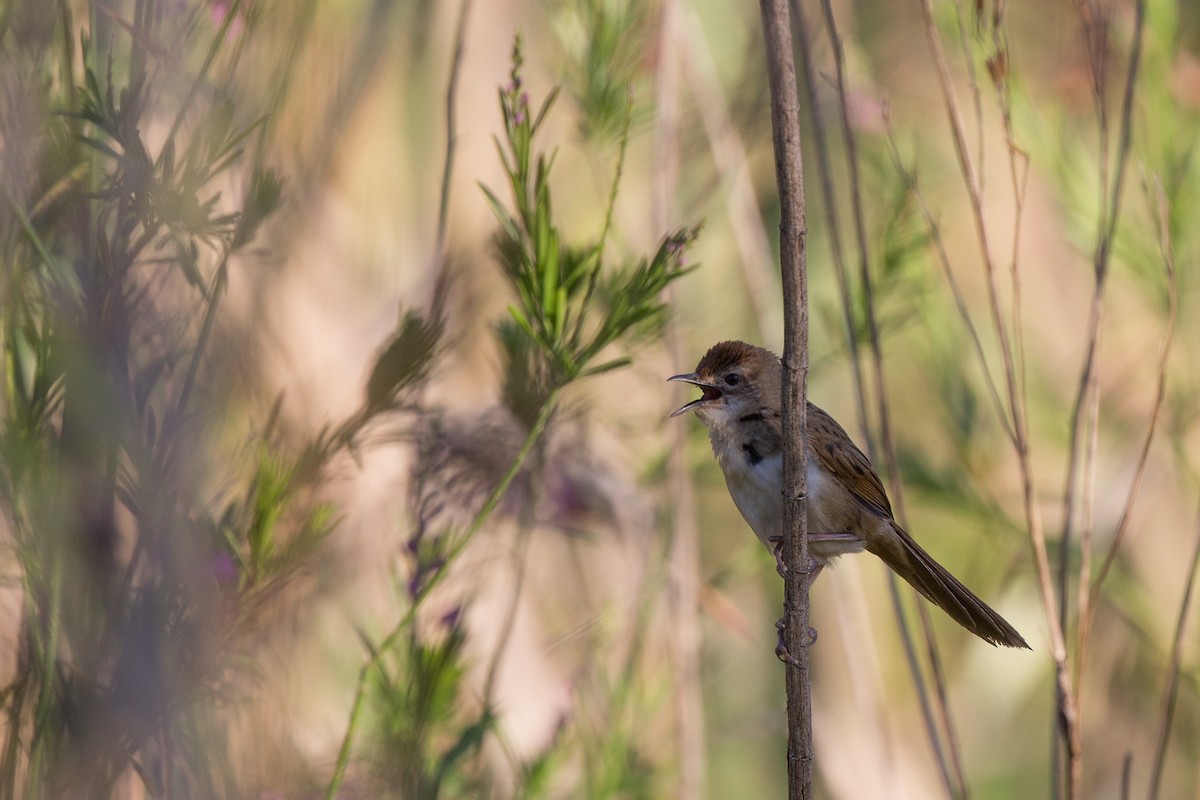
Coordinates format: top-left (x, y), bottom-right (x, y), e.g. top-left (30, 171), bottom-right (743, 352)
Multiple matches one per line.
top-left (579, 357), bottom-right (632, 378)
top-left (77, 134), bottom-right (122, 162)
top-left (233, 168), bottom-right (284, 248)
top-left (507, 304), bottom-right (539, 342)
top-left (365, 310), bottom-right (442, 413)
top-left (480, 183), bottom-right (522, 243)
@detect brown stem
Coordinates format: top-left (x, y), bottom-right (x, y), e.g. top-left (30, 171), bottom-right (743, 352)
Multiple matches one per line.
top-left (799, 1), bottom-right (965, 795)
top-left (656, 4), bottom-right (707, 796)
top-left (758, 1), bottom-right (812, 796)
top-left (917, 0), bottom-right (1081, 793)
top-left (1147, 508), bottom-right (1200, 800)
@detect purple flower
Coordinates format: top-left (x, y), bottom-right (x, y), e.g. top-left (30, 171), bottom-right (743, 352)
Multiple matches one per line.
top-left (208, 552), bottom-right (239, 584)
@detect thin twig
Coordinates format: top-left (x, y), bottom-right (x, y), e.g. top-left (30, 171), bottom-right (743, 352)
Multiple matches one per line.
top-left (1147, 508), bottom-right (1200, 800)
top-left (1064, 0), bottom-right (1147, 642)
top-left (758, 1), bottom-right (812, 797)
top-left (917, 0), bottom-right (1080, 793)
top-left (810, 1), bottom-right (967, 795)
top-left (1059, 1), bottom-right (1146, 788)
top-left (325, 390), bottom-right (561, 799)
top-left (793, 3), bottom-right (963, 796)
top-left (790, 0), bottom-right (867, 441)
top-left (678, 8), bottom-right (782, 345)
top-left (1090, 174), bottom-right (1176, 595)
top-left (656, 2), bottom-right (707, 796)
top-left (434, 0), bottom-right (472, 258)
top-left (880, 124), bottom-right (1015, 446)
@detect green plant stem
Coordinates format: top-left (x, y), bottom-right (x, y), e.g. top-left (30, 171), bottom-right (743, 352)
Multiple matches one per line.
top-left (569, 93), bottom-right (631, 354)
top-left (164, 0), bottom-right (243, 147)
top-left (26, 541), bottom-right (63, 798)
top-left (163, 252), bottom-right (229, 470)
top-left (325, 388), bottom-right (561, 799)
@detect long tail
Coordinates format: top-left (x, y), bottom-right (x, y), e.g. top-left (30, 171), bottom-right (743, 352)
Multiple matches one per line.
top-left (871, 523), bottom-right (1030, 649)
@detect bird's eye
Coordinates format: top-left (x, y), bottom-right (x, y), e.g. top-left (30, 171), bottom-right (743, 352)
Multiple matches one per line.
top-left (724, 373), bottom-right (740, 387)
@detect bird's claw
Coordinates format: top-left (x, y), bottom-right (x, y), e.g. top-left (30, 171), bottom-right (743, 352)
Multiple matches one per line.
top-left (768, 535), bottom-right (787, 577)
top-left (775, 615), bottom-right (817, 665)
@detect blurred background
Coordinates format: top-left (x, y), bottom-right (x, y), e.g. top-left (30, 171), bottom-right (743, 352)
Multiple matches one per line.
top-left (0, 0), bottom-right (1198, 798)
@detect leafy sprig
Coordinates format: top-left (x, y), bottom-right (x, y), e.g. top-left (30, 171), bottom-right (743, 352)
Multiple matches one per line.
top-left (481, 36), bottom-right (698, 392)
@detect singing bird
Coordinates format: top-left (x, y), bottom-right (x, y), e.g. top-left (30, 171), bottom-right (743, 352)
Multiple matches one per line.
top-left (670, 340), bottom-right (1029, 649)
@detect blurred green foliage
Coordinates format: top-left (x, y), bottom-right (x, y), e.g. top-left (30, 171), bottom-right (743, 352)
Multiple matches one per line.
top-left (0, 0), bottom-right (1197, 798)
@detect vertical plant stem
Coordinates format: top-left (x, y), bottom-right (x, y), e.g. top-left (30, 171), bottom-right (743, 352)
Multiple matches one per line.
top-left (804, 1), bottom-right (964, 794)
top-left (790, 0), bottom-right (866, 441)
top-left (758, 1), bottom-right (811, 796)
top-left (434, 0), bottom-right (472, 258)
top-left (481, 454), bottom-right (541, 709)
top-left (1068, 0), bottom-right (1147, 670)
top-left (678, 7), bottom-right (782, 345)
top-left (655, 3), bottom-right (707, 797)
top-left (1146, 508), bottom-right (1200, 800)
top-left (917, 0), bottom-right (1080, 794)
top-left (325, 389), bottom-right (560, 799)
top-left (1090, 176), bottom-right (1177, 596)
top-left (160, 253), bottom-right (230, 478)
top-left (1058, 0), bottom-right (1145, 790)
top-left (26, 543), bottom-right (62, 799)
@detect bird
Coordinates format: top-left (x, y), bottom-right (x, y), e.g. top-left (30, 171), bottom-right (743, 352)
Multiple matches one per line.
top-left (669, 340), bottom-right (1029, 649)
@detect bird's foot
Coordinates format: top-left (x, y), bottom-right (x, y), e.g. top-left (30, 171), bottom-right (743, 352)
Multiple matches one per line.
top-left (774, 615), bottom-right (818, 666)
top-left (768, 535), bottom-right (787, 577)
top-left (768, 532), bottom-right (857, 580)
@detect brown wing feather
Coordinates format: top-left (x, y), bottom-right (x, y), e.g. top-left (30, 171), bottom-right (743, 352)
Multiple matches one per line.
top-left (806, 402), bottom-right (893, 518)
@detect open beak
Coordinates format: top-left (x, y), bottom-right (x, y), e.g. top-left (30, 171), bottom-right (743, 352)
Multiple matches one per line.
top-left (667, 373), bottom-right (721, 417)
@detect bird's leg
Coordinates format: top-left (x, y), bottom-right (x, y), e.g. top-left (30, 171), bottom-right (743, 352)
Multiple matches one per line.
top-left (768, 535), bottom-right (787, 577)
top-left (768, 531), bottom-right (858, 577)
top-left (775, 609), bottom-right (820, 665)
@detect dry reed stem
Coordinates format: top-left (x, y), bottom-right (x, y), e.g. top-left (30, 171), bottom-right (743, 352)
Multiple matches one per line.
top-left (795, 1), bottom-right (965, 795)
top-left (1067, 0), bottom-right (1146, 637)
top-left (789, 0), bottom-right (868, 440)
top-left (434, 0), bottom-right (472, 258)
top-left (1058, 0), bottom-right (1145, 789)
top-left (1090, 175), bottom-right (1177, 595)
top-left (656, 2), bottom-right (707, 796)
top-left (880, 120), bottom-right (1015, 447)
top-left (916, 0), bottom-right (1091, 794)
top-left (1147, 508), bottom-right (1200, 800)
top-left (758, 1), bottom-right (814, 796)
top-left (678, 8), bottom-right (781, 345)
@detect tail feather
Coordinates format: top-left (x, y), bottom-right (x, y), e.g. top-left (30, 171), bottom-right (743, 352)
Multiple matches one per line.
top-left (872, 523), bottom-right (1030, 649)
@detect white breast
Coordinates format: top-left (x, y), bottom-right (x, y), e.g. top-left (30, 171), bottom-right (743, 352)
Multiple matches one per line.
top-left (720, 451), bottom-right (866, 562)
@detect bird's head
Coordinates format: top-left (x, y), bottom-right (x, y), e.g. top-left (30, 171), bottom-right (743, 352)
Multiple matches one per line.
top-left (668, 340), bottom-right (780, 424)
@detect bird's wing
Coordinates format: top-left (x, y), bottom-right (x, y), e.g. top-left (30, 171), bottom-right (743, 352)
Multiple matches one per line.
top-left (807, 402), bottom-right (894, 519)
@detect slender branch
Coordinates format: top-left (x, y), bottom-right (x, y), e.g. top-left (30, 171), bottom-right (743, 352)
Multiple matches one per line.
top-left (1147, 508), bottom-right (1200, 800)
top-left (1067, 0), bottom-right (1147, 631)
top-left (758, 2), bottom-right (812, 797)
top-left (1090, 175), bottom-right (1176, 595)
top-left (325, 390), bottom-right (560, 799)
top-left (679, 8), bottom-right (782, 345)
top-left (806, 2), bottom-right (965, 795)
top-left (656, 3), bottom-right (707, 797)
top-left (1058, 0), bottom-right (1146, 788)
top-left (880, 124), bottom-right (1015, 446)
top-left (434, 0), bottom-right (472, 257)
top-left (794, 6), bottom-right (935, 787)
top-left (790, 0), bottom-right (867, 443)
top-left (917, 0), bottom-right (1082, 793)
